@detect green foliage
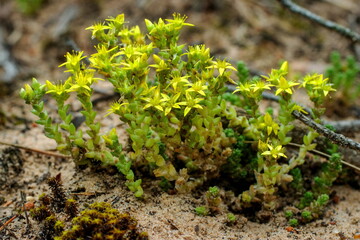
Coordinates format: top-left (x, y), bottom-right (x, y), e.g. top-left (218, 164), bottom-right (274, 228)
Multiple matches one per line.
top-left (299, 194), bottom-right (329, 223)
top-left (21, 13), bottom-right (241, 196)
top-left (221, 129), bottom-right (257, 189)
top-left (231, 60), bottom-right (336, 211)
top-left (288, 218), bottom-right (298, 227)
top-left (287, 147), bottom-right (340, 224)
top-left (195, 206), bottom-right (208, 216)
top-left (289, 168), bottom-right (304, 192)
top-left (298, 191), bottom-right (314, 209)
top-left (284, 210), bottom-right (293, 219)
top-left (221, 92), bottom-right (242, 107)
top-left (195, 186), bottom-right (222, 215)
top-left (295, 145), bottom-right (341, 222)
top-left (15, 0), bottom-right (44, 15)
top-left (301, 210), bottom-right (312, 222)
top-left (55, 202), bottom-right (148, 240)
top-left (236, 61), bottom-right (250, 83)
top-left (220, 60), bottom-right (342, 225)
top-left (227, 213), bottom-right (236, 223)
top-left (315, 152), bottom-right (342, 194)
top-left (325, 51), bottom-right (360, 101)
top-left (21, 13), bottom-right (344, 225)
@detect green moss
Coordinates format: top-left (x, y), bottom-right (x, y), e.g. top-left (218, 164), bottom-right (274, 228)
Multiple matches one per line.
top-left (288, 218), bottom-right (298, 227)
top-left (55, 202), bottom-right (148, 240)
top-left (32, 174), bottom-right (148, 240)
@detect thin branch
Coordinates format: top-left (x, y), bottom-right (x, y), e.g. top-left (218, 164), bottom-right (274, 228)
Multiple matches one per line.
top-left (292, 110), bottom-right (360, 152)
top-left (287, 142), bottom-right (360, 172)
top-left (0, 141), bottom-right (70, 158)
top-left (0, 215), bottom-right (17, 232)
top-left (278, 0), bottom-right (360, 42)
top-left (245, 140), bottom-right (360, 172)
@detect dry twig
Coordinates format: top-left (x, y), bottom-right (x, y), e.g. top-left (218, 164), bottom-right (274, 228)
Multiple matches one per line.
top-left (277, 0), bottom-right (360, 42)
top-left (322, 119), bottom-right (360, 133)
top-left (0, 215), bottom-right (17, 233)
top-left (0, 140), bottom-right (70, 158)
top-left (292, 110), bottom-right (360, 152)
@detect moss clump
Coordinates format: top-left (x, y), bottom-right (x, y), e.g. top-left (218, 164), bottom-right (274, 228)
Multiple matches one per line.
top-left (31, 174), bottom-right (148, 240)
top-left (55, 202), bottom-right (149, 240)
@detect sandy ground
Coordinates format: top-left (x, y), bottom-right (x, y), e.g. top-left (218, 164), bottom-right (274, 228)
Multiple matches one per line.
top-left (1, 0), bottom-right (360, 239)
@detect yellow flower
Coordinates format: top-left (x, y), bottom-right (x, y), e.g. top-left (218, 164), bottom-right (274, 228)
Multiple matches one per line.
top-left (46, 80), bottom-right (70, 96)
top-left (119, 45), bottom-right (142, 59)
top-left (149, 54), bottom-right (169, 72)
top-left (252, 81), bottom-right (273, 93)
top-left (85, 22), bottom-right (112, 39)
top-left (163, 92), bottom-right (186, 116)
top-left (59, 51), bottom-right (86, 73)
top-left (259, 112), bottom-right (279, 135)
top-left (275, 77), bottom-right (299, 95)
top-left (207, 59), bottom-right (237, 76)
top-left (67, 71), bottom-right (102, 96)
top-left (142, 86), bottom-right (168, 112)
top-left (185, 80), bottom-right (207, 96)
top-left (165, 13), bottom-right (194, 28)
top-left (290, 104), bottom-right (308, 114)
top-left (183, 92), bottom-right (203, 116)
top-left (261, 144), bottom-right (287, 159)
top-left (233, 82), bottom-right (252, 94)
top-left (301, 74), bottom-right (329, 88)
top-left (314, 84), bottom-right (336, 96)
top-left (105, 101), bottom-right (129, 117)
top-left (105, 14), bottom-right (126, 28)
top-left (262, 61), bottom-right (288, 84)
top-left (167, 74), bottom-right (190, 91)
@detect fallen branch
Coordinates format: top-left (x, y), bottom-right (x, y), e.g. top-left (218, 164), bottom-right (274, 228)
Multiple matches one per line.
top-left (277, 0), bottom-right (360, 42)
top-left (292, 110), bottom-right (360, 152)
top-left (322, 119), bottom-right (360, 133)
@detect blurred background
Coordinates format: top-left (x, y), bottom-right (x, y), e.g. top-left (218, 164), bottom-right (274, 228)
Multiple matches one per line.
top-left (1, 0), bottom-right (359, 90)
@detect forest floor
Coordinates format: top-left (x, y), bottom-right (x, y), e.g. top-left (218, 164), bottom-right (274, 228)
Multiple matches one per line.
top-left (1, 0), bottom-right (360, 239)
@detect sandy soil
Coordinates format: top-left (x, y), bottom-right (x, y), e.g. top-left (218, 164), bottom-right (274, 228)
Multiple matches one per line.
top-left (1, 0), bottom-right (360, 239)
